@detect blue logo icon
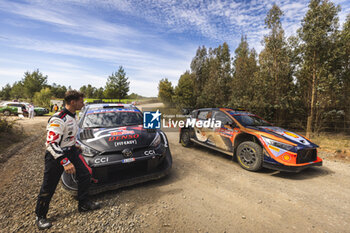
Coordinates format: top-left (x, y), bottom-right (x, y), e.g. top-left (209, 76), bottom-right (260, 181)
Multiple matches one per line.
top-left (143, 110), bottom-right (161, 129)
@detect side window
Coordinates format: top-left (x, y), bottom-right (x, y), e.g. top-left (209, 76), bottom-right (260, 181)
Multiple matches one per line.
top-left (213, 111), bottom-right (234, 127)
top-left (197, 111), bottom-right (210, 120)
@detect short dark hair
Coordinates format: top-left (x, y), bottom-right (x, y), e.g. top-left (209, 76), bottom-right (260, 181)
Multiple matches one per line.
top-left (64, 90), bottom-right (84, 105)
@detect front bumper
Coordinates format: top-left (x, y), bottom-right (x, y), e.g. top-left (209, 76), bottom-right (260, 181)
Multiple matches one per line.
top-left (62, 147), bottom-right (172, 195)
top-left (89, 150), bottom-right (172, 194)
top-left (263, 160), bottom-right (323, 172)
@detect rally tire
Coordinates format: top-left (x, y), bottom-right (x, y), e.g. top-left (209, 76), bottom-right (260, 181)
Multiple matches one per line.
top-left (180, 129), bottom-right (192, 147)
top-left (236, 141), bottom-right (263, 171)
top-left (61, 172), bottom-right (78, 192)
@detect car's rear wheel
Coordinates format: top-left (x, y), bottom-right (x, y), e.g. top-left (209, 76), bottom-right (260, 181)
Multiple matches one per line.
top-left (180, 129), bottom-right (192, 147)
top-left (236, 141), bottom-right (263, 171)
top-left (3, 110), bottom-right (10, 116)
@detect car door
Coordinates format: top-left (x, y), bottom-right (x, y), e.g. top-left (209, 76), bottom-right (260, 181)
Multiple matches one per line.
top-left (211, 110), bottom-right (238, 152)
top-left (193, 110), bottom-right (212, 144)
top-left (7, 104), bottom-right (19, 114)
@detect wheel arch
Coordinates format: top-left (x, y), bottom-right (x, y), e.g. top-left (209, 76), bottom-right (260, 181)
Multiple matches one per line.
top-left (233, 133), bottom-right (263, 158)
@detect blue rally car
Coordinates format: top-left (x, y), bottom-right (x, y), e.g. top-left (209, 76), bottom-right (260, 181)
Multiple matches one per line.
top-left (179, 108), bottom-right (322, 172)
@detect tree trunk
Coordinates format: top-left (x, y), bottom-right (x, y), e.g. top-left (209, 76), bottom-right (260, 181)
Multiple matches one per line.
top-left (306, 54), bottom-right (317, 138)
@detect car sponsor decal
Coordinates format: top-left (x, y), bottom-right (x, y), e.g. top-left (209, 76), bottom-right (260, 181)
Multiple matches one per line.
top-left (86, 109), bottom-right (140, 114)
top-left (122, 158), bottom-right (135, 163)
top-left (268, 145), bottom-right (280, 152)
top-left (284, 131), bottom-right (298, 138)
top-left (94, 157), bottom-right (109, 164)
top-left (219, 128), bottom-right (234, 137)
top-left (111, 130), bottom-right (135, 136)
top-left (86, 128), bottom-right (138, 142)
top-left (260, 127), bottom-right (311, 146)
top-left (114, 139), bottom-right (137, 146)
top-left (109, 134), bottom-right (140, 141)
top-left (144, 150), bottom-right (156, 155)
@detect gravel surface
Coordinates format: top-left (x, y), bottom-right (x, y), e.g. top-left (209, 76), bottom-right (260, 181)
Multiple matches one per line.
top-left (0, 116), bottom-right (350, 232)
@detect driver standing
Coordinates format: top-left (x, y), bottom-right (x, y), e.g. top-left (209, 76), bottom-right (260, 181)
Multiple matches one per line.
top-left (35, 90), bottom-right (101, 230)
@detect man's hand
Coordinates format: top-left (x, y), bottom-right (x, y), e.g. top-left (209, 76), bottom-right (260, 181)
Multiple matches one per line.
top-left (64, 163), bottom-right (76, 174)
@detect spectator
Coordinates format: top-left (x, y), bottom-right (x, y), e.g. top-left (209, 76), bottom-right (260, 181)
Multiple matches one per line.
top-left (29, 104), bottom-right (35, 119)
top-left (53, 104), bottom-right (59, 112)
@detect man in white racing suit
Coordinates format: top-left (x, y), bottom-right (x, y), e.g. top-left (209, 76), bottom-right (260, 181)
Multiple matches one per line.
top-left (35, 90), bottom-right (100, 230)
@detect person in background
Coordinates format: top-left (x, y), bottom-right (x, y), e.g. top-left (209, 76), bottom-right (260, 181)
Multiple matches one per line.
top-left (29, 104), bottom-right (35, 119)
top-left (53, 104), bottom-right (58, 112)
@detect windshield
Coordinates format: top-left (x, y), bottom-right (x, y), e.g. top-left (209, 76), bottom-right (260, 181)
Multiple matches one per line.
top-left (232, 114), bottom-right (272, 127)
top-left (82, 109), bottom-right (143, 128)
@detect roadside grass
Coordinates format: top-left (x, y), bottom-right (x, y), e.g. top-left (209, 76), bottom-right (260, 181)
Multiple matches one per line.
top-left (310, 133), bottom-right (350, 161)
top-left (0, 116), bottom-right (25, 155)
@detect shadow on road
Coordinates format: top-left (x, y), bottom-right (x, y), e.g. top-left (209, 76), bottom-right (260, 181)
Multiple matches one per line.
top-left (271, 166), bottom-right (334, 180)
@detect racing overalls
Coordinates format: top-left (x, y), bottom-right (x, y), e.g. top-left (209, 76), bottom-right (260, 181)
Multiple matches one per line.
top-left (35, 108), bottom-right (91, 218)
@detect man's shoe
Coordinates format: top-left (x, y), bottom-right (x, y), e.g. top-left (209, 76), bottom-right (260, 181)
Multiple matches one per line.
top-left (36, 216), bottom-right (52, 230)
top-left (78, 200), bottom-right (101, 212)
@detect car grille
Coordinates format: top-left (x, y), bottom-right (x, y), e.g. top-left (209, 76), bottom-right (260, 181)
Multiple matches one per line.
top-left (296, 149), bottom-right (317, 164)
top-left (100, 146), bottom-right (149, 156)
top-left (93, 156), bottom-right (165, 183)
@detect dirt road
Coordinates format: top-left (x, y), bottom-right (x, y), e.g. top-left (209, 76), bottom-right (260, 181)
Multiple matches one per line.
top-left (0, 115), bottom-right (349, 232)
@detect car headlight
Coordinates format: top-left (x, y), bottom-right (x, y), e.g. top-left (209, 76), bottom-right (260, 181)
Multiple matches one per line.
top-left (150, 132), bottom-right (161, 147)
top-left (261, 136), bottom-right (294, 151)
top-left (80, 143), bottom-right (100, 157)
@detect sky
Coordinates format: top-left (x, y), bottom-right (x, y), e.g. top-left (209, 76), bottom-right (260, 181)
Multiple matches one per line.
top-left (0, 0), bottom-right (349, 97)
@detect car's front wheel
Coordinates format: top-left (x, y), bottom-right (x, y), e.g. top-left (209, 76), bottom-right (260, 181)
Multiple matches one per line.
top-left (236, 141), bottom-right (263, 171)
top-left (61, 172), bottom-right (78, 192)
top-left (180, 129), bottom-right (192, 147)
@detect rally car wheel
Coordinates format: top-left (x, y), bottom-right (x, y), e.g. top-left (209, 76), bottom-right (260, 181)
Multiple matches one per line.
top-left (236, 141), bottom-right (263, 171)
top-left (61, 172), bottom-right (78, 192)
top-left (180, 129), bottom-right (192, 147)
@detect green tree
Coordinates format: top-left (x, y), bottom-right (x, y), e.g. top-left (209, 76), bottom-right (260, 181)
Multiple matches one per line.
top-left (33, 88), bottom-right (52, 109)
top-left (0, 84), bottom-right (12, 100)
top-left (190, 46), bottom-right (209, 107)
top-left (93, 87), bottom-right (105, 99)
top-left (230, 36), bottom-right (258, 111)
top-left (22, 69), bottom-right (48, 100)
top-left (158, 78), bottom-right (174, 106)
top-left (50, 83), bottom-right (67, 98)
top-left (10, 81), bottom-right (24, 99)
top-left (197, 43), bottom-right (233, 108)
top-left (80, 84), bottom-right (96, 98)
top-left (297, 0), bottom-right (340, 137)
top-left (104, 66), bottom-right (130, 101)
top-left (339, 14), bottom-right (350, 132)
top-left (258, 4), bottom-right (294, 124)
top-left (173, 71), bottom-right (196, 109)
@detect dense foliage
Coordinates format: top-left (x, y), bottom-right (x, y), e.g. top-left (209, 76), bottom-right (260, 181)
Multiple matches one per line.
top-left (161, 1), bottom-right (349, 134)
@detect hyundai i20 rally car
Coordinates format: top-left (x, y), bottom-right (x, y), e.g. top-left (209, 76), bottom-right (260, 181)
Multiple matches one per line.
top-left (179, 108), bottom-right (322, 172)
top-left (62, 103), bottom-right (172, 194)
